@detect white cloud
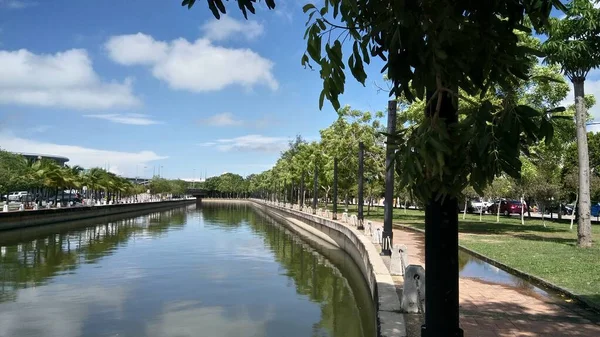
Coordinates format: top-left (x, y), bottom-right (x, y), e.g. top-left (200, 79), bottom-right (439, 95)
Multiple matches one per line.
top-left (105, 33), bottom-right (278, 93)
top-left (199, 134), bottom-right (288, 152)
top-left (0, 284), bottom-right (127, 337)
top-left (200, 15), bottom-right (264, 41)
top-left (200, 112), bottom-right (243, 126)
top-left (198, 113), bottom-right (277, 128)
top-left (0, 0), bottom-right (36, 9)
top-left (0, 48), bottom-right (140, 109)
top-left (104, 33), bottom-right (168, 65)
top-left (146, 301), bottom-right (273, 337)
top-left (0, 132), bottom-right (167, 175)
top-left (84, 113), bottom-right (162, 125)
top-left (28, 125), bottom-right (51, 133)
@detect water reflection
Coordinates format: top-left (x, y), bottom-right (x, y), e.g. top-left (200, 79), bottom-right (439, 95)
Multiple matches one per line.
top-left (458, 250), bottom-right (551, 297)
top-left (0, 207), bottom-right (188, 303)
top-left (0, 203), bottom-right (375, 337)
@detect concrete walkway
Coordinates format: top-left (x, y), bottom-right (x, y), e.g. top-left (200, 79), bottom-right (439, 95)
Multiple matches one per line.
top-left (382, 222), bottom-right (600, 337)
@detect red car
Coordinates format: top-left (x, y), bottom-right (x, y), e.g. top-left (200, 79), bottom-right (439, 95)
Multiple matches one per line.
top-left (487, 199), bottom-right (525, 216)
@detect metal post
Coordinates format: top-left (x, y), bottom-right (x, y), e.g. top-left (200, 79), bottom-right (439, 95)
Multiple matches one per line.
top-left (300, 171), bottom-right (305, 210)
top-left (358, 142), bottom-right (365, 229)
top-left (333, 157), bottom-right (338, 220)
top-left (382, 100), bottom-right (397, 256)
top-left (312, 163), bottom-right (318, 214)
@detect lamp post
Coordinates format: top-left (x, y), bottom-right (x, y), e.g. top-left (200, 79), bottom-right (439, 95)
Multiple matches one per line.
top-left (193, 169), bottom-right (196, 188)
top-left (357, 142), bottom-right (365, 230)
top-left (382, 100), bottom-right (397, 256)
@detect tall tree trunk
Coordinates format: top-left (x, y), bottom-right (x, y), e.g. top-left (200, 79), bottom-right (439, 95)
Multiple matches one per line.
top-left (463, 196), bottom-right (468, 220)
top-left (571, 192), bottom-right (578, 230)
top-left (496, 197), bottom-right (501, 223)
top-left (521, 195), bottom-right (525, 225)
top-left (421, 88), bottom-right (462, 336)
top-left (573, 78), bottom-right (592, 247)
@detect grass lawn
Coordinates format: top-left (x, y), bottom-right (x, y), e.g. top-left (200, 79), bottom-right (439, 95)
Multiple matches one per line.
top-left (320, 203), bottom-right (600, 308)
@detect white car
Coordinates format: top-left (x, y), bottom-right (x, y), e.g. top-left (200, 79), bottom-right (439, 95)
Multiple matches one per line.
top-left (7, 191), bottom-right (29, 202)
top-left (471, 199), bottom-right (491, 213)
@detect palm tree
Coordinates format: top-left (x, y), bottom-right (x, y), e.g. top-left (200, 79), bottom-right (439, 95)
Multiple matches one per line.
top-left (32, 160), bottom-right (64, 206)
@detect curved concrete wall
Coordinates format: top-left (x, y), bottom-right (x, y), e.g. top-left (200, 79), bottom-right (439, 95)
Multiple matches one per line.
top-left (250, 200), bottom-right (406, 337)
top-left (0, 199), bottom-right (195, 231)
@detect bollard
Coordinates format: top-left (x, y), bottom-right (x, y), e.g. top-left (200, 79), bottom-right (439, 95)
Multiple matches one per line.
top-left (365, 221), bottom-right (372, 235)
top-left (19, 204), bottom-right (24, 211)
top-left (2, 204), bottom-right (8, 212)
top-left (371, 227), bottom-right (380, 244)
top-left (390, 244), bottom-right (409, 276)
top-left (33, 203), bottom-right (39, 210)
top-left (400, 265), bottom-right (426, 313)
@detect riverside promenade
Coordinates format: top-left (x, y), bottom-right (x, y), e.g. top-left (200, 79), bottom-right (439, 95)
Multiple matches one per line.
top-left (294, 205), bottom-right (600, 337)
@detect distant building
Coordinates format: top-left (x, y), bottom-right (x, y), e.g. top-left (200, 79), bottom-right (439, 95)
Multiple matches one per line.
top-left (13, 152), bottom-right (70, 166)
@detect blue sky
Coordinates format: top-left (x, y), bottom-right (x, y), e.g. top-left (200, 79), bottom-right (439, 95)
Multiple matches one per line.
top-left (0, 1), bottom-right (598, 179)
top-left (0, 0), bottom-right (389, 179)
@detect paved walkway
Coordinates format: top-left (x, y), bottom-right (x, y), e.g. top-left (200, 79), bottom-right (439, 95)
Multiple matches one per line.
top-left (380, 222), bottom-right (600, 337)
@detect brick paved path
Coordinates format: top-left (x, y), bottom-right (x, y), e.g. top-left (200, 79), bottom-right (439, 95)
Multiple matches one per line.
top-left (386, 225), bottom-right (600, 337)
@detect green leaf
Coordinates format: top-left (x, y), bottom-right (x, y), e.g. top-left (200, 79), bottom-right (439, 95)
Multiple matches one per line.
top-left (214, 0), bottom-right (226, 14)
top-left (319, 90), bottom-right (325, 109)
top-left (302, 4), bottom-right (316, 13)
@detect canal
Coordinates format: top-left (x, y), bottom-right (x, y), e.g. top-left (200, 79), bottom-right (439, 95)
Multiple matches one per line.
top-left (0, 203), bottom-right (376, 337)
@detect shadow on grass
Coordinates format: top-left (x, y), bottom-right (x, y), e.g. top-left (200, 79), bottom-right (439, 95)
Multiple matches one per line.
top-left (388, 214), bottom-right (569, 236)
top-left (457, 222), bottom-right (568, 235)
top-left (512, 233), bottom-right (578, 246)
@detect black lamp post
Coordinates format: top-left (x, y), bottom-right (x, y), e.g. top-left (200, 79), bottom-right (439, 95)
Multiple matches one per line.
top-left (382, 100), bottom-right (397, 255)
top-left (357, 142), bottom-right (365, 229)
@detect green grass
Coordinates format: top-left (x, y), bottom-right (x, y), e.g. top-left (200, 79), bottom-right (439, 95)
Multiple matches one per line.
top-left (321, 203), bottom-right (600, 307)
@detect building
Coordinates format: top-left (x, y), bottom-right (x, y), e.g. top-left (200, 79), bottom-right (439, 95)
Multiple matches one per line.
top-left (13, 152), bottom-right (70, 166)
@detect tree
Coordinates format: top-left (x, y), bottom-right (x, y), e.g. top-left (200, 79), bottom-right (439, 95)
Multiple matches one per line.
top-left (485, 177), bottom-right (514, 223)
top-left (0, 150), bottom-right (32, 199)
top-left (542, 0), bottom-right (600, 247)
top-left (183, 0), bottom-right (565, 334)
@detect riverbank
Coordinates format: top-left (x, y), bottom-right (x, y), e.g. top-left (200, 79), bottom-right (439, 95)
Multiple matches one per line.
top-left (249, 200), bottom-right (406, 337)
top-left (0, 198), bottom-right (196, 231)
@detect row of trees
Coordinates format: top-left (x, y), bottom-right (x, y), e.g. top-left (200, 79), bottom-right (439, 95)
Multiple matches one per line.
top-left (0, 150), bottom-right (189, 205)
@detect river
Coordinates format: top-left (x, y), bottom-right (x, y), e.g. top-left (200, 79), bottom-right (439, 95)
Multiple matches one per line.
top-left (0, 202), bottom-right (376, 337)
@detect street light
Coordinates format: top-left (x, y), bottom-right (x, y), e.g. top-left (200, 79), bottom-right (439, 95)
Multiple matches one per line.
top-left (193, 169), bottom-right (196, 188)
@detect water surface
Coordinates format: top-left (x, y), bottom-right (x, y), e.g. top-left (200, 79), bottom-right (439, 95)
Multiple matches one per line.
top-left (0, 203), bottom-right (375, 337)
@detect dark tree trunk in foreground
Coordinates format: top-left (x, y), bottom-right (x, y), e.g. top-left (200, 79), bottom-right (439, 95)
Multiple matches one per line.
top-left (421, 89), bottom-right (463, 337)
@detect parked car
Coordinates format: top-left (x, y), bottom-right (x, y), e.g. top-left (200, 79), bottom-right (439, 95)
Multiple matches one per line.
top-left (6, 191), bottom-right (30, 202)
top-left (545, 203), bottom-right (574, 215)
top-left (487, 199), bottom-right (525, 216)
top-left (591, 203), bottom-right (600, 217)
top-left (470, 198), bottom-right (491, 214)
top-left (458, 199), bottom-right (475, 213)
top-left (48, 193), bottom-right (83, 206)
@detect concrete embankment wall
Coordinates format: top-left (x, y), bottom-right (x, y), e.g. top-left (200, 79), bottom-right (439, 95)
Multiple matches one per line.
top-left (0, 199), bottom-right (196, 231)
top-left (249, 200), bottom-right (405, 337)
